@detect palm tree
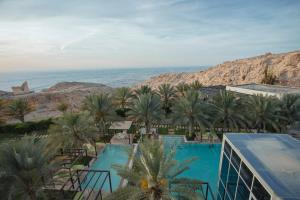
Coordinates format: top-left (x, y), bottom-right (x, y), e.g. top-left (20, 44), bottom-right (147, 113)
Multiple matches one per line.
top-left (176, 83), bottom-right (190, 97)
top-left (56, 101), bottom-right (69, 113)
top-left (134, 85), bottom-right (153, 96)
top-left (83, 94), bottom-right (116, 134)
top-left (211, 91), bottom-right (247, 132)
top-left (246, 95), bottom-right (283, 132)
top-left (114, 87), bottom-right (132, 117)
top-left (157, 83), bottom-right (176, 117)
top-left (172, 90), bottom-right (210, 138)
top-left (104, 139), bottom-right (201, 200)
top-left (279, 94), bottom-right (300, 130)
top-left (0, 98), bottom-right (5, 124)
top-left (48, 112), bottom-right (98, 150)
top-left (189, 80), bottom-right (203, 90)
top-left (8, 98), bottom-right (34, 123)
top-left (0, 136), bottom-right (61, 200)
top-left (129, 93), bottom-right (162, 134)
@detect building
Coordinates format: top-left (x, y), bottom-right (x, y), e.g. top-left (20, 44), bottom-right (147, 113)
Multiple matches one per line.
top-left (226, 83), bottom-right (300, 99)
top-left (217, 133), bottom-right (300, 200)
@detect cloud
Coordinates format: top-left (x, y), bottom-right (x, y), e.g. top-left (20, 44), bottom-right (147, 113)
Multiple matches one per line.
top-left (0, 0), bottom-right (299, 71)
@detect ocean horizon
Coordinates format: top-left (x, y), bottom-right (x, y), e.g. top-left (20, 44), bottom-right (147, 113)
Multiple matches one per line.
top-left (0, 66), bottom-right (208, 92)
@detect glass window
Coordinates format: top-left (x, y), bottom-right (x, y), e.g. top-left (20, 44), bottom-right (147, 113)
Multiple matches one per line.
top-left (240, 162), bottom-right (253, 187)
top-left (231, 149), bottom-right (241, 170)
top-left (218, 181), bottom-right (225, 199)
top-left (226, 165), bottom-right (238, 199)
top-left (224, 192), bottom-right (231, 200)
top-left (224, 141), bottom-right (231, 157)
top-left (220, 154), bottom-right (230, 184)
top-left (235, 178), bottom-right (250, 200)
top-left (252, 178), bottom-right (271, 200)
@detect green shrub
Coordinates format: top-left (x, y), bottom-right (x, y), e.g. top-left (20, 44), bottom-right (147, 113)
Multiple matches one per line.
top-left (174, 128), bottom-right (186, 135)
top-left (73, 156), bottom-right (93, 166)
top-left (0, 119), bottom-right (53, 134)
top-left (158, 127), bottom-right (168, 135)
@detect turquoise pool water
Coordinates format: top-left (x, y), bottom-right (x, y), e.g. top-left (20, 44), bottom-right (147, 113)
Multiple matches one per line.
top-left (82, 144), bottom-right (131, 191)
top-left (162, 136), bottom-right (221, 195)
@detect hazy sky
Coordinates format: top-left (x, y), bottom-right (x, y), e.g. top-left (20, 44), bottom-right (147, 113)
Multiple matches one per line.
top-left (0, 0), bottom-right (300, 72)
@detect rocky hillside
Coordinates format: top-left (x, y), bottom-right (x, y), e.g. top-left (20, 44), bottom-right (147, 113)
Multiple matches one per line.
top-left (138, 50), bottom-right (300, 89)
top-left (1, 82), bottom-right (113, 122)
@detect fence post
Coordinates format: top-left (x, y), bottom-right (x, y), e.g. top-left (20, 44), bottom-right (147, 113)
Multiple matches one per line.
top-left (76, 170), bottom-right (82, 191)
top-left (108, 172), bottom-right (112, 193)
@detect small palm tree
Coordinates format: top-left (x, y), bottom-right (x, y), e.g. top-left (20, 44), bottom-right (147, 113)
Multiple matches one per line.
top-left (57, 101), bottom-right (69, 113)
top-left (279, 94), bottom-right (300, 130)
top-left (48, 112), bottom-right (98, 149)
top-left (246, 95), bottom-right (283, 132)
top-left (104, 139), bottom-right (201, 200)
top-left (129, 93), bottom-right (162, 134)
top-left (157, 83), bottom-right (176, 117)
top-left (176, 83), bottom-right (191, 97)
top-left (0, 136), bottom-right (61, 200)
top-left (8, 98), bottom-right (34, 123)
top-left (0, 98), bottom-right (5, 124)
top-left (114, 87), bottom-right (132, 117)
top-left (172, 90), bottom-right (210, 137)
top-left (261, 67), bottom-right (278, 85)
top-left (211, 91), bottom-right (247, 132)
top-left (190, 80), bottom-right (203, 90)
top-left (83, 94), bottom-right (116, 134)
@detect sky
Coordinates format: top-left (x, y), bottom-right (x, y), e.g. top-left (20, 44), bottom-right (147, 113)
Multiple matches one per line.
top-left (0, 0), bottom-right (300, 72)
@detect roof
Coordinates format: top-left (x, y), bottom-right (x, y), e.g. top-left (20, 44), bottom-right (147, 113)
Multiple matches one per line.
top-left (225, 133), bottom-right (300, 199)
top-left (109, 121), bottom-right (132, 130)
top-left (226, 84), bottom-right (300, 98)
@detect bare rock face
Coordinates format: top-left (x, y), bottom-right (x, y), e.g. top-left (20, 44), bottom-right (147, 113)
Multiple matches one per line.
top-left (138, 50), bottom-right (300, 89)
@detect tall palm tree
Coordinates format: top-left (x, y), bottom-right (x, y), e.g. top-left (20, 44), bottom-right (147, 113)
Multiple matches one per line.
top-left (246, 95), bottom-right (283, 133)
top-left (0, 136), bottom-right (61, 200)
top-left (172, 90), bottom-right (210, 137)
top-left (114, 87), bottom-right (132, 117)
top-left (157, 83), bottom-right (176, 117)
top-left (129, 93), bottom-right (162, 134)
top-left (83, 94), bottom-right (116, 134)
top-left (8, 98), bottom-right (34, 123)
top-left (48, 112), bottom-right (98, 149)
top-left (211, 91), bottom-right (247, 132)
top-left (176, 83), bottom-right (190, 97)
top-left (134, 85), bottom-right (153, 96)
top-left (280, 94), bottom-right (300, 124)
top-left (104, 139), bottom-right (201, 200)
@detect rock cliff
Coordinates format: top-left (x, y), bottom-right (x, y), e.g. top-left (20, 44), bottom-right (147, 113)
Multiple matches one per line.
top-left (137, 51), bottom-right (300, 89)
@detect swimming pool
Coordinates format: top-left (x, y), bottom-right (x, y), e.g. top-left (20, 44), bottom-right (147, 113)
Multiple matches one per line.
top-left (82, 144), bottom-right (131, 191)
top-left (162, 136), bottom-right (221, 196)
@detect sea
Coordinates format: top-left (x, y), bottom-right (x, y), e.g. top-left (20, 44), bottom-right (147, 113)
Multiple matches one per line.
top-left (0, 66), bottom-right (208, 92)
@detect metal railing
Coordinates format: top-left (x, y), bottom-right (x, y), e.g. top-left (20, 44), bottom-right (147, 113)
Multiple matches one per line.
top-left (171, 180), bottom-right (215, 200)
top-left (60, 169), bottom-right (112, 200)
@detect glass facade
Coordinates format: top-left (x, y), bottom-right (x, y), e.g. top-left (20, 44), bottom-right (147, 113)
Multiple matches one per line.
top-left (217, 141), bottom-right (271, 200)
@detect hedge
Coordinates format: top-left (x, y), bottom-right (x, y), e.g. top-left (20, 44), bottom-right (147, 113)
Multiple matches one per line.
top-left (0, 119), bottom-right (53, 134)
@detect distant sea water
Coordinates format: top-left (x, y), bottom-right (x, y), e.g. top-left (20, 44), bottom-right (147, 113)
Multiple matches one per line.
top-left (0, 66), bottom-right (208, 92)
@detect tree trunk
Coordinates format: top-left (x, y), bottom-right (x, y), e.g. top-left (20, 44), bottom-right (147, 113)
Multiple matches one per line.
top-left (188, 122), bottom-right (193, 137)
top-left (28, 189), bottom-right (37, 200)
top-left (145, 120), bottom-right (151, 134)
